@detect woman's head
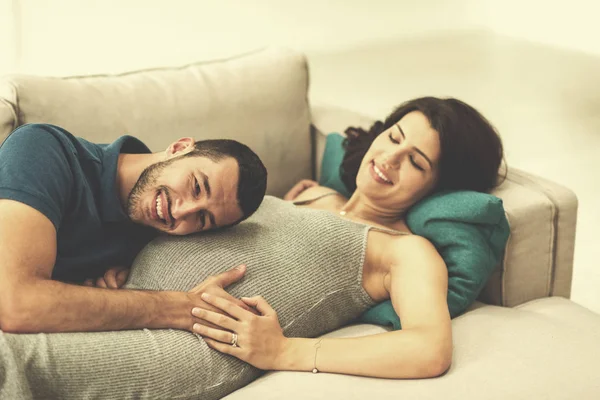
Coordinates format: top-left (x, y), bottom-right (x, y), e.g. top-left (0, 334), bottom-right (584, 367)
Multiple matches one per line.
top-left (341, 97), bottom-right (504, 212)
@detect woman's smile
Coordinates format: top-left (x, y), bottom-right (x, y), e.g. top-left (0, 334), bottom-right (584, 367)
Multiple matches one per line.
top-left (369, 160), bottom-right (393, 185)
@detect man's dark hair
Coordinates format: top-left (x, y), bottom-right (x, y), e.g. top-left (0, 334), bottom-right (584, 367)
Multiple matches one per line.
top-left (183, 139), bottom-right (267, 223)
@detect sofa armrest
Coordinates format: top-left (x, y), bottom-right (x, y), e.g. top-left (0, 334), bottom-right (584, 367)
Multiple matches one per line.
top-left (481, 168), bottom-right (578, 307)
top-left (311, 105), bottom-right (578, 308)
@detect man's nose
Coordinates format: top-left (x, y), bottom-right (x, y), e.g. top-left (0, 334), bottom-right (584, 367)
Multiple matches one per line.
top-left (171, 198), bottom-right (205, 220)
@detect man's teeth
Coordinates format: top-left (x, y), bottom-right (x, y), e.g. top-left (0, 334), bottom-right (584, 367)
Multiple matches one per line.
top-left (156, 195), bottom-right (164, 220)
top-left (373, 164), bottom-right (392, 183)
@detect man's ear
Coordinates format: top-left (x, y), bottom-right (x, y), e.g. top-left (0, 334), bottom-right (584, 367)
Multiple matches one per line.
top-left (165, 137), bottom-right (195, 157)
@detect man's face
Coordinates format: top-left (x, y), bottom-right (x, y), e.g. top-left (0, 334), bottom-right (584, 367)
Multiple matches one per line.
top-left (126, 154), bottom-right (243, 235)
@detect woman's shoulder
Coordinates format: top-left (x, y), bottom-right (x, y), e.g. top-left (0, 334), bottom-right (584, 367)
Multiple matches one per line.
top-left (364, 232), bottom-right (445, 298)
top-left (393, 234), bottom-right (436, 252)
top-left (371, 232), bottom-right (441, 266)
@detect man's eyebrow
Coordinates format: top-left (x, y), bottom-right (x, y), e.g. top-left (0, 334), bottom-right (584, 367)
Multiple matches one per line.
top-left (394, 123), bottom-right (433, 168)
top-left (199, 171), bottom-right (211, 198)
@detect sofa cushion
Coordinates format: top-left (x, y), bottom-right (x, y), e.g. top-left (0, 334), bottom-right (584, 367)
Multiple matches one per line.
top-left (0, 47), bottom-right (311, 197)
top-left (223, 297), bottom-right (600, 400)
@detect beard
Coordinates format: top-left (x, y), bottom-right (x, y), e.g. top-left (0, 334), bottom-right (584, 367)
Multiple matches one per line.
top-left (126, 157), bottom-right (176, 222)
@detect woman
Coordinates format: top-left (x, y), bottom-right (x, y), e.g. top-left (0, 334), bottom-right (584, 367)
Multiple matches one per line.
top-left (0, 97), bottom-right (503, 400)
top-left (188, 96), bottom-right (504, 376)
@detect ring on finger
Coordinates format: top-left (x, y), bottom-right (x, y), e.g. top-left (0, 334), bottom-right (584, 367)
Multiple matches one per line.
top-left (231, 333), bottom-right (238, 347)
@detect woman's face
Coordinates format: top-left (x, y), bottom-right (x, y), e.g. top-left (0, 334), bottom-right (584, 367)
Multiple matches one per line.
top-left (356, 111), bottom-right (441, 213)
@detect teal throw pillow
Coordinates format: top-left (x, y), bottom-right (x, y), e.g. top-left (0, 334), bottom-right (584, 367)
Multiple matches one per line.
top-left (319, 133), bottom-right (352, 198)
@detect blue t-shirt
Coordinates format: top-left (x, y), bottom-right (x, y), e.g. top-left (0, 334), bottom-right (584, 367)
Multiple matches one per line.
top-left (0, 123), bottom-right (157, 282)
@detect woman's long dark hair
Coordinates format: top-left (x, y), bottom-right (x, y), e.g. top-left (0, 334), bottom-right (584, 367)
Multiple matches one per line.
top-left (340, 97), bottom-right (506, 194)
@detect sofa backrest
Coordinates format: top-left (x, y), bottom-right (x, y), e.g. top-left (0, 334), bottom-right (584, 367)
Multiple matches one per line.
top-left (0, 47), bottom-right (312, 198)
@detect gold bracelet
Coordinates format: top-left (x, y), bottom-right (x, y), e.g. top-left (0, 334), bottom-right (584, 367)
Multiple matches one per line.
top-left (312, 338), bottom-right (323, 373)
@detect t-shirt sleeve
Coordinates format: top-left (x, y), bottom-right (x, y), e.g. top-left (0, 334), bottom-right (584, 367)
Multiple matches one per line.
top-left (0, 124), bottom-right (75, 230)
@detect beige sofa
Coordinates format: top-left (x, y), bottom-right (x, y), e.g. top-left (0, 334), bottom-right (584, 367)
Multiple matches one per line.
top-left (1, 48), bottom-right (598, 399)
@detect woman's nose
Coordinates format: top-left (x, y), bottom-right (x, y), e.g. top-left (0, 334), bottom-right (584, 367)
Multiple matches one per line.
top-left (383, 146), bottom-right (407, 167)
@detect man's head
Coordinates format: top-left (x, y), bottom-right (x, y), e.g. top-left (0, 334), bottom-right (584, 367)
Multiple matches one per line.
top-left (126, 137), bottom-right (267, 235)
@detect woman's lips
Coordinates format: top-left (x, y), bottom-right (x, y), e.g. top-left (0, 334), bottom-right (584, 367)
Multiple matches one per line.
top-left (369, 161), bottom-right (393, 185)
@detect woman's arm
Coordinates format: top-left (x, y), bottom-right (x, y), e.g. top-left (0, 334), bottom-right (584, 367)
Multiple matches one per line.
top-left (278, 236), bottom-right (452, 378)
top-left (194, 235), bottom-right (452, 379)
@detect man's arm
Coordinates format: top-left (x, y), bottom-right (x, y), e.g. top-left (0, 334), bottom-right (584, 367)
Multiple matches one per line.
top-left (0, 199), bottom-right (242, 333)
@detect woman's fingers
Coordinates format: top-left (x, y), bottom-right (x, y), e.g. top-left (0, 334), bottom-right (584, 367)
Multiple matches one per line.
top-left (189, 300), bottom-right (238, 330)
top-left (200, 293), bottom-right (254, 321)
top-left (201, 295), bottom-right (287, 370)
top-left (241, 296), bottom-right (276, 317)
top-left (203, 337), bottom-right (239, 356)
top-left (192, 308), bottom-right (238, 331)
top-left (193, 323), bottom-right (233, 344)
top-left (208, 286), bottom-right (259, 315)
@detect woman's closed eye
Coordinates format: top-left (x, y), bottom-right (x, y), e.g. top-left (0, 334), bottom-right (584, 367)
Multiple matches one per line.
top-left (389, 132), bottom-right (425, 171)
top-left (409, 156), bottom-right (425, 171)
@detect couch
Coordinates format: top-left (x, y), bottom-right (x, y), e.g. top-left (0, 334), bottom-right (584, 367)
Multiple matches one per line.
top-left (1, 47), bottom-right (598, 399)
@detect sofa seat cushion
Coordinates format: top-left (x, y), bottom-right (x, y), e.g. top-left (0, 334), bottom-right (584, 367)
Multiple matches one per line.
top-left (224, 297), bottom-right (600, 399)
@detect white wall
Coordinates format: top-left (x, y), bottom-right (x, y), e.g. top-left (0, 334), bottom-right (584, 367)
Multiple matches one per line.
top-left (5, 0), bottom-right (599, 77)
top-left (483, 0), bottom-right (600, 55)
top-left (11, 0), bottom-right (478, 76)
top-left (0, 0), bottom-right (19, 74)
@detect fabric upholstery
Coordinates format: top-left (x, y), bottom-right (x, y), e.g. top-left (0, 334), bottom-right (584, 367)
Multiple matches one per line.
top-left (224, 297), bottom-right (600, 400)
top-left (484, 170), bottom-right (577, 306)
top-left (0, 97), bottom-right (16, 137)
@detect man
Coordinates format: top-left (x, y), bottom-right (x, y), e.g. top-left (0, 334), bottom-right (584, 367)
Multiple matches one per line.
top-left (0, 123), bottom-right (267, 334)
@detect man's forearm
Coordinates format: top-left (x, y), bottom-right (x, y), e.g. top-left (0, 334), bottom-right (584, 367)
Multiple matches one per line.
top-left (2, 279), bottom-right (193, 333)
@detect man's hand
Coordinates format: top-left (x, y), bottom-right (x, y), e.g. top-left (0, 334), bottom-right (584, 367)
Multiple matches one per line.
top-left (186, 264), bottom-right (259, 331)
top-left (283, 179), bottom-right (318, 201)
top-left (83, 267), bottom-right (130, 289)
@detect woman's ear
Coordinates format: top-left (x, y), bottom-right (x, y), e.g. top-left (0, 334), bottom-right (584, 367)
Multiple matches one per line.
top-left (165, 137), bottom-right (195, 157)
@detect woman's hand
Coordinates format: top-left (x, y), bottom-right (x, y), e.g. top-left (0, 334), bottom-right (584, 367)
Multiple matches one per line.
top-left (186, 265), bottom-right (259, 331)
top-left (283, 179), bottom-right (318, 201)
top-left (192, 293), bottom-right (287, 370)
top-left (83, 266), bottom-right (130, 289)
